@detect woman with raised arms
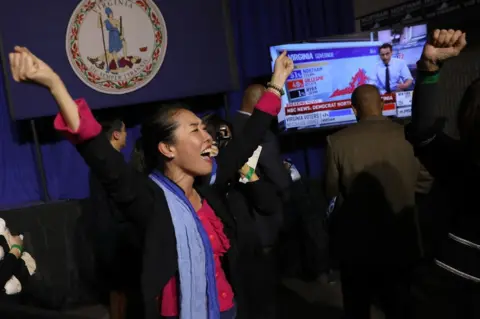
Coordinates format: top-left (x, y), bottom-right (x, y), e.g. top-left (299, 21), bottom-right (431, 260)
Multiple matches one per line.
top-left (8, 46), bottom-right (293, 319)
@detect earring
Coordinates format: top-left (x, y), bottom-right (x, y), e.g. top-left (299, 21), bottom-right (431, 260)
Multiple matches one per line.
top-left (169, 154), bottom-right (174, 159)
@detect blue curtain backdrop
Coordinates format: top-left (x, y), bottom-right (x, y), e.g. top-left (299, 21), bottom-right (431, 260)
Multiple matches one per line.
top-left (0, 0), bottom-right (354, 208)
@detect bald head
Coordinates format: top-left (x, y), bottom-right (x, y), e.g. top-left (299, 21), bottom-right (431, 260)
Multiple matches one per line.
top-left (351, 84), bottom-right (383, 118)
top-left (241, 84), bottom-right (266, 114)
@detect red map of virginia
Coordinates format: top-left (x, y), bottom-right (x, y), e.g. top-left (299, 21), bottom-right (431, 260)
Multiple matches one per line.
top-left (329, 69), bottom-right (370, 98)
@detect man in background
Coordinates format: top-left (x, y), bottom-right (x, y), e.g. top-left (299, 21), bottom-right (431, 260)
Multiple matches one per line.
top-left (375, 43), bottom-right (413, 94)
top-left (233, 84), bottom-right (291, 248)
top-left (88, 119), bottom-right (141, 319)
top-left (232, 84), bottom-right (291, 319)
top-left (325, 85), bottom-right (420, 318)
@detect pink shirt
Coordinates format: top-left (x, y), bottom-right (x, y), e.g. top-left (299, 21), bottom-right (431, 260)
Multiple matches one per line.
top-left (160, 200), bottom-right (234, 316)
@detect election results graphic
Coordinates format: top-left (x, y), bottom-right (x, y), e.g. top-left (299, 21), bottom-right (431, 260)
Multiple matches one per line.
top-left (285, 45), bottom-right (378, 103)
top-left (270, 23), bottom-right (427, 132)
top-left (272, 42), bottom-right (385, 130)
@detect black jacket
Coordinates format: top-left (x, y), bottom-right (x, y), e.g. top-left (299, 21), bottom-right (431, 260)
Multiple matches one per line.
top-left (88, 173), bottom-right (142, 292)
top-left (232, 112), bottom-right (290, 247)
top-left (232, 112), bottom-right (291, 193)
top-left (224, 179), bottom-right (281, 319)
top-left (408, 67), bottom-right (480, 281)
top-left (76, 108), bottom-right (276, 319)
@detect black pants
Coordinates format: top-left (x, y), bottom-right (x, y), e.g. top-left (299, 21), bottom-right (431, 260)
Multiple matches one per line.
top-left (340, 263), bottom-right (411, 319)
top-left (412, 263), bottom-right (480, 319)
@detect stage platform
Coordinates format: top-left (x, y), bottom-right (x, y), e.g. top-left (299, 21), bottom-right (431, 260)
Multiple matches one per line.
top-left (0, 199), bottom-right (107, 319)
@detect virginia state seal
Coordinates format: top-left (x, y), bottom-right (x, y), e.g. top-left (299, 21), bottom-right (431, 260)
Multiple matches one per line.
top-left (66, 0), bottom-right (167, 94)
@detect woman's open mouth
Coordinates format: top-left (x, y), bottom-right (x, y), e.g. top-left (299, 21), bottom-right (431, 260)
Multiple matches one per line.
top-left (200, 150), bottom-right (212, 162)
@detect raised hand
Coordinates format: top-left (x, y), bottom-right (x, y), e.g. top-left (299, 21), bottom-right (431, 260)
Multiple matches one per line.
top-left (239, 163), bottom-right (258, 182)
top-left (239, 163), bottom-right (251, 178)
top-left (10, 47), bottom-right (79, 131)
top-left (271, 51), bottom-right (294, 88)
top-left (9, 235), bottom-right (23, 248)
top-left (422, 29), bottom-right (467, 64)
top-left (9, 46), bottom-right (60, 90)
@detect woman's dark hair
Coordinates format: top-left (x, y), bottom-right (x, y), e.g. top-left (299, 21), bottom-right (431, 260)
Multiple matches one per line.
top-left (458, 78), bottom-right (480, 158)
top-left (140, 103), bottom-right (186, 173)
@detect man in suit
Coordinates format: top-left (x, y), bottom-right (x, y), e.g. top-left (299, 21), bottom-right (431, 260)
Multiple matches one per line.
top-left (88, 119), bottom-right (142, 319)
top-left (232, 84), bottom-right (291, 249)
top-left (325, 85), bottom-right (420, 319)
top-left (232, 84), bottom-right (291, 319)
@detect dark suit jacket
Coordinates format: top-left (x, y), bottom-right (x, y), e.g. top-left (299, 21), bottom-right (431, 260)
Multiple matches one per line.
top-left (88, 173), bottom-right (142, 293)
top-left (325, 116), bottom-right (421, 265)
top-left (408, 66), bottom-right (480, 281)
top-left (76, 108), bottom-right (276, 319)
top-left (224, 181), bottom-right (281, 319)
top-left (232, 112), bottom-right (291, 247)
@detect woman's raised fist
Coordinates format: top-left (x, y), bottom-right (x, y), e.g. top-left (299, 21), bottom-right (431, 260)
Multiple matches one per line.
top-left (9, 46), bottom-right (60, 90)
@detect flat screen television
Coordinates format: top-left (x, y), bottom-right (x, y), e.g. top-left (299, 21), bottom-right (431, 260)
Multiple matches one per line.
top-left (269, 23), bottom-right (427, 132)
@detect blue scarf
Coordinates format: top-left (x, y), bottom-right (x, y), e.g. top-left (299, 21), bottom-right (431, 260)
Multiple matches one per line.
top-left (209, 158), bottom-right (217, 185)
top-left (149, 171), bottom-right (220, 319)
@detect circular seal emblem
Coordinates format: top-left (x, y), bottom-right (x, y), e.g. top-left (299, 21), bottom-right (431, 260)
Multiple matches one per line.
top-left (66, 0), bottom-right (167, 94)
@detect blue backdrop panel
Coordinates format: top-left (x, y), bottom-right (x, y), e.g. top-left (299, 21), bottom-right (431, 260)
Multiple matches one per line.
top-left (0, 0), bottom-right (236, 120)
top-left (0, 0), bottom-right (354, 209)
top-left (0, 69), bottom-right (42, 208)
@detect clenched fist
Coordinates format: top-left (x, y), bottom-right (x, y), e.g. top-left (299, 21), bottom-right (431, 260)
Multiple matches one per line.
top-left (9, 46), bottom-right (60, 90)
top-left (419, 29), bottom-right (467, 71)
top-left (270, 51), bottom-right (294, 88)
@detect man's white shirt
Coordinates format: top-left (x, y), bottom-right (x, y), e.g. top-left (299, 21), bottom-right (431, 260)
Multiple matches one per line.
top-left (374, 58), bottom-right (413, 94)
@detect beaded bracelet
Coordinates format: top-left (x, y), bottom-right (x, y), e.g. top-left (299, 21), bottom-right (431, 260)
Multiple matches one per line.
top-left (266, 82), bottom-right (285, 96)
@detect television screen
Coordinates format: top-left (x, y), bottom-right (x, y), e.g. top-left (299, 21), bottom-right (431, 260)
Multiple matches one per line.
top-left (270, 23), bottom-right (427, 132)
